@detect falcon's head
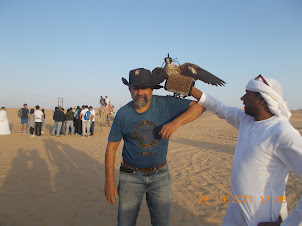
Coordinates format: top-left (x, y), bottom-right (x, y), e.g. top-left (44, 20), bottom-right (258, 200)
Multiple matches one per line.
top-left (164, 54), bottom-right (173, 64)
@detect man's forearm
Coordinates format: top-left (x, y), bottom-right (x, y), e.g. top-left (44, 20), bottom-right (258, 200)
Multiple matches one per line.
top-left (105, 142), bottom-right (120, 183)
top-left (105, 141), bottom-right (120, 205)
top-left (159, 101), bottom-right (205, 139)
top-left (191, 86), bottom-right (203, 101)
top-left (173, 101), bottom-right (205, 126)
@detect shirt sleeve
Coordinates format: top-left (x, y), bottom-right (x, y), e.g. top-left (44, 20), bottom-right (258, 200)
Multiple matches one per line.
top-left (275, 131), bottom-right (302, 226)
top-left (198, 92), bottom-right (247, 130)
top-left (108, 111), bottom-right (123, 142)
top-left (166, 96), bottom-right (191, 119)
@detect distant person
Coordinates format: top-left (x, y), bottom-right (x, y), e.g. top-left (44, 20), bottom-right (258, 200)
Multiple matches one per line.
top-left (19, 103), bottom-right (29, 134)
top-left (0, 107), bottom-right (10, 135)
top-left (100, 96), bottom-right (106, 107)
top-left (41, 109), bottom-right (46, 133)
top-left (190, 76), bottom-right (302, 225)
top-left (80, 105), bottom-right (91, 137)
top-left (29, 108), bottom-right (35, 137)
top-left (74, 106), bottom-right (80, 135)
top-left (34, 105), bottom-right (43, 137)
top-left (65, 108), bottom-right (75, 136)
top-left (77, 106), bottom-right (84, 136)
top-left (60, 108), bottom-right (66, 135)
top-left (105, 96), bottom-right (110, 107)
top-left (72, 107), bottom-right (77, 133)
top-left (89, 106), bottom-right (96, 136)
top-left (52, 106), bottom-right (64, 137)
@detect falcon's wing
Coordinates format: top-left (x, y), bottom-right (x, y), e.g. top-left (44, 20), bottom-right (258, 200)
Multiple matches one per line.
top-left (151, 67), bottom-right (168, 84)
top-left (178, 63), bottom-right (226, 86)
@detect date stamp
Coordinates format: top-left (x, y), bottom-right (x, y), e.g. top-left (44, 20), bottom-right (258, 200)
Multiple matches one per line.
top-left (198, 195), bottom-right (287, 204)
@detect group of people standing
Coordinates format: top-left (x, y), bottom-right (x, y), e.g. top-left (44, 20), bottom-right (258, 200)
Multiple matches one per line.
top-left (0, 103), bottom-right (98, 138)
top-left (19, 104), bottom-right (45, 137)
top-left (51, 105), bottom-right (96, 137)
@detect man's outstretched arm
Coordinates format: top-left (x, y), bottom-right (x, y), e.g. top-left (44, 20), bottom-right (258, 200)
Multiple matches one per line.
top-left (191, 86), bottom-right (203, 101)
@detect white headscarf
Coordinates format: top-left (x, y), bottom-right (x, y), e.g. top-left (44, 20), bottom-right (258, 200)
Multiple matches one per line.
top-left (246, 77), bottom-right (292, 120)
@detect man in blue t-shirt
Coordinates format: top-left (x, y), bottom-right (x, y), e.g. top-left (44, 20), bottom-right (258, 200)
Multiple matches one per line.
top-left (105, 68), bottom-right (205, 225)
top-left (19, 103), bottom-right (29, 134)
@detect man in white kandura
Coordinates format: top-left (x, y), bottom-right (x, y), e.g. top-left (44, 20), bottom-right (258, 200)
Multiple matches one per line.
top-left (191, 75), bottom-right (302, 226)
top-left (0, 107), bottom-right (11, 135)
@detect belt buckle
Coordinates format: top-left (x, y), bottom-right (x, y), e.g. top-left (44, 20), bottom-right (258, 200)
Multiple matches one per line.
top-left (146, 167), bottom-right (156, 172)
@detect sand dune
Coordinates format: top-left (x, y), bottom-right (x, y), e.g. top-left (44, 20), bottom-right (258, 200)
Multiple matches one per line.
top-left (0, 108), bottom-right (301, 225)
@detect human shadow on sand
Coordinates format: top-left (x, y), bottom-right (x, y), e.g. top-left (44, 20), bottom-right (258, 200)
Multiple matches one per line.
top-left (0, 139), bottom-right (220, 225)
top-left (9, 123), bottom-right (13, 131)
top-left (0, 148), bottom-right (51, 225)
top-left (0, 143), bottom-right (114, 225)
top-left (170, 137), bottom-right (235, 154)
top-left (45, 123), bottom-right (54, 134)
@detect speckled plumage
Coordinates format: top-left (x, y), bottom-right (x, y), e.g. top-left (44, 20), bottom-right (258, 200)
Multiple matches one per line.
top-left (152, 54), bottom-right (226, 87)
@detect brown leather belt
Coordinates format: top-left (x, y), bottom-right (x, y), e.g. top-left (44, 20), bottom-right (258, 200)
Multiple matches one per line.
top-left (122, 160), bottom-right (167, 173)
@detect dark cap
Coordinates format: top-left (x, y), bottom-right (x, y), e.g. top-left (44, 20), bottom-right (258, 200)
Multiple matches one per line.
top-left (122, 68), bottom-right (162, 89)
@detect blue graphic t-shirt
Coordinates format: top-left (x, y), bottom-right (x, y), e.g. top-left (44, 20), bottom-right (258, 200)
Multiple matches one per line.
top-left (108, 95), bottom-right (191, 168)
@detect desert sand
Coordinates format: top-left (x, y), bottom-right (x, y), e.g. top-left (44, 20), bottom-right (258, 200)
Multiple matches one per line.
top-left (0, 108), bottom-right (301, 226)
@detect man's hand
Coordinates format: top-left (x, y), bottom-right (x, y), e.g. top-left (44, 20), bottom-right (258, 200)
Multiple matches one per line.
top-left (258, 216), bottom-right (282, 226)
top-left (159, 121), bottom-right (180, 140)
top-left (104, 181), bottom-right (118, 206)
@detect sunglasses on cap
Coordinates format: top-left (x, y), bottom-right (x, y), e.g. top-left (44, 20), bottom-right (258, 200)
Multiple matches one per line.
top-left (254, 74), bottom-right (269, 87)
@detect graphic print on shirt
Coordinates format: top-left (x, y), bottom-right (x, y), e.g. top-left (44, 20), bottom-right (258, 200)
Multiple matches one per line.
top-left (130, 120), bottom-right (161, 150)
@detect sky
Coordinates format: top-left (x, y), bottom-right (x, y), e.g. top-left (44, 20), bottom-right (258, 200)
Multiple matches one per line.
top-left (0, 0), bottom-right (301, 111)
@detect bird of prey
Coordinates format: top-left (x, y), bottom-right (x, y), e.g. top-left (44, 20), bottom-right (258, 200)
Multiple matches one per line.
top-left (152, 54), bottom-right (226, 97)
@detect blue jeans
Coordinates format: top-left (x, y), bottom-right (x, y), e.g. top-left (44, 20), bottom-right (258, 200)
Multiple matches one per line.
top-left (118, 164), bottom-right (171, 226)
top-left (90, 121), bottom-right (95, 135)
top-left (65, 120), bottom-right (74, 135)
top-left (52, 121), bottom-right (62, 136)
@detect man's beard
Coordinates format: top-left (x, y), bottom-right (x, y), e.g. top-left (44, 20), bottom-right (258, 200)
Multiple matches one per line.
top-left (134, 94), bottom-right (150, 108)
top-left (244, 105), bottom-right (255, 117)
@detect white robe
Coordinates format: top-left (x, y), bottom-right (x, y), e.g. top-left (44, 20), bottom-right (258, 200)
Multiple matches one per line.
top-left (0, 110), bottom-right (11, 135)
top-left (199, 93), bottom-right (302, 226)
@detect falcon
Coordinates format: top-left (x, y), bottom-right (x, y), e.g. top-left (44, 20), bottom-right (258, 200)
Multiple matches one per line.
top-left (152, 54), bottom-right (226, 97)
